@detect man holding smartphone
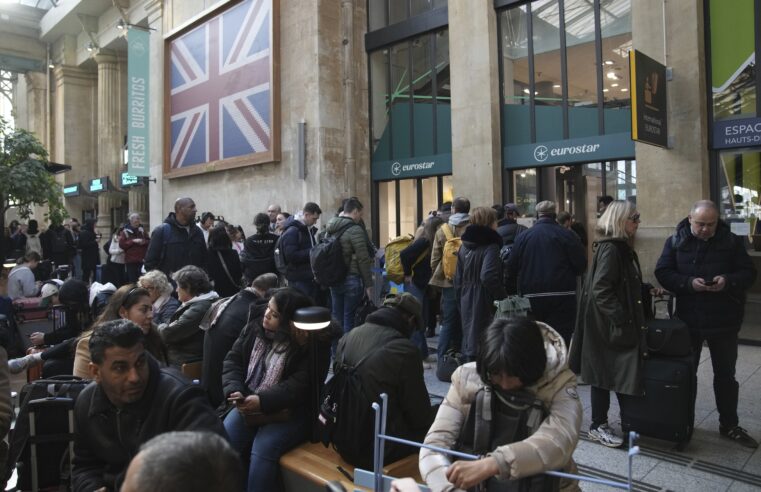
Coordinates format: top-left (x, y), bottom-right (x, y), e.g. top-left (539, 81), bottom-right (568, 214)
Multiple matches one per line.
top-left (656, 200), bottom-right (758, 448)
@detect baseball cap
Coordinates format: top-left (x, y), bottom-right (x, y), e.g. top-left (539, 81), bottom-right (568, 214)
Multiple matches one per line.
top-left (383, 293), bottom-right (424, 332)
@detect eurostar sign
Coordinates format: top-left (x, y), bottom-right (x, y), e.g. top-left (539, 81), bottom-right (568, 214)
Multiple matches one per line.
top-left (504, 133), bottom-right (634, 169)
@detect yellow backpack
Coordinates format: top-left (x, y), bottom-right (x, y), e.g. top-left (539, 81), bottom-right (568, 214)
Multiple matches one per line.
top-left (384, 234), bottom-right (414, 284)
top-left (441, 224), bottom-right (462, 281)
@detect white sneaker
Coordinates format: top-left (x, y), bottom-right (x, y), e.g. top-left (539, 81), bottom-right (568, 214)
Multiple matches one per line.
top-left (8, 353), bottom-right (42, 375)
top-left (588, 423), bottom-right (624, 448)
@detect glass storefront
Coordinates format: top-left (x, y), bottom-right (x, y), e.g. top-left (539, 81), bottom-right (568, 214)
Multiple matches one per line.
top-left (368, 4), bottom-right (452, 244)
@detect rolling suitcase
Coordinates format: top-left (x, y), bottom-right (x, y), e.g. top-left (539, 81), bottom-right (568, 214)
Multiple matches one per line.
top-left (12, 298), bottom-right (48, 323)
top-left (5, 376), bottom-right (89, 491)
top-left (620, 353), bottom-right (696, 450)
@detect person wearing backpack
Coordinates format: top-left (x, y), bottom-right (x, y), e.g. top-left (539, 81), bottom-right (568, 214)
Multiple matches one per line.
top-left (23, 219), bottom-right (42, 256)
top-left (330, 292), bottom-right (434, 469)
top-left (429, 197), bottom-right (470, 363)
top-left (143, 197), bottom-right (207, 277)
top-left (241, 213), bottom-right (280, 285)
top-left (41, 219), bottom-right (75, 270)
top-left (420, 317), bottom-right (582, 492)
top-left (324, 197), bottom-right (374, 334)
top-left (278, 202), bottom-right (322, 300)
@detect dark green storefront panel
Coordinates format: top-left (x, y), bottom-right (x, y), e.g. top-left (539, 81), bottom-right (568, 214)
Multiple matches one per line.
top-left (504, 132), bottom-right (634, 169)
top-left (372, 153), bottom-right (452, 180)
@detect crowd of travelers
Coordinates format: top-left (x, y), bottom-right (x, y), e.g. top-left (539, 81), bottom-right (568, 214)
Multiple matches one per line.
top-left (0, 194), bottom-right (757, 492)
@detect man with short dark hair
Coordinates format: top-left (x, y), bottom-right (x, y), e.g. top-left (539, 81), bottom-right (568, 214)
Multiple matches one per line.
top-left (279, 202), bottom-right (322, 300)
top-left (506, 200), bottom-right (586, 345)
top-left (199, 212), bottom-right (216, 247)
top-left (266, 204), bottom-right (281, 233)
top-left (143, 197), bottom-right (207, 276)
top-left (655, 200), bottom-right (758, 448)
top-left (71, 320), bottom-right (225, 492)
top-left (121, 431), bottom-right (243, 492)
top-left (326, 197), bottom-right (374, 333)
top-left (334, 293), bottom-right (433, 467)
top-left (496, 203), bottom-right (526, 247)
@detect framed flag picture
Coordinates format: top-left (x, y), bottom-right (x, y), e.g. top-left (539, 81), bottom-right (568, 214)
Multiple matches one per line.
top-left (164, 0), bottom-right (280, 178)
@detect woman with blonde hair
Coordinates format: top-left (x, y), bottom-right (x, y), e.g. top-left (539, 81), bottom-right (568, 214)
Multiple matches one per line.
top-left (570, 200), bottom-right (655, 448)
top-left (138, 270), bottom-right (180, 325)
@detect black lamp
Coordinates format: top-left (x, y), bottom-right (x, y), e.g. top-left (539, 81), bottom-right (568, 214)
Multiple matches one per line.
top-left (293, 306), bottom-right (331, 442)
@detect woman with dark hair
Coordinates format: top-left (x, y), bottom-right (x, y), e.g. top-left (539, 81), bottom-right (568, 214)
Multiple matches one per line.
top-left (228, 223), bottom-right (245, 256)
top-left (420, 318), bottom-right (581, 491)
top-left (159, 266), bottom-right (219, 367)
top-left (78, 218), bottom-right (100, 284)
top-left (72, 284), bottom-right (168, 378)
top-left (221, 288), bottom-right (335, 491)
top-left (455, 206), bottom-right (507, 362)
top-left (274, 212), bottom-right (290, 236)
top-left (241, 213), bottom-right (279, 285)
top-left (207, 224), bottom-right (243, 298)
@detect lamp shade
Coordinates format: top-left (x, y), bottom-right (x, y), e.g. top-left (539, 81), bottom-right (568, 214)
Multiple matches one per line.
top-left (293, 306), bottom-right (331, 331)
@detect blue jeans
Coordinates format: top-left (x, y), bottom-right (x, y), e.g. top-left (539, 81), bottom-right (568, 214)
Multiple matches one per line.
top-left (406, 282), bottom-right (429, 359)
top-left (288, 279), bottom-right (318, 303)
top-left (224, 407), bottom-right (308, 491)
top-left (437, 287), bottom-right (462, 360)
top-left (330, 274), bottom-right (364, 334)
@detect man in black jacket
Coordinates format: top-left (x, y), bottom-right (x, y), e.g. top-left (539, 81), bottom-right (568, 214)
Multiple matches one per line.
top-left (496, 203), bottom-right (527, 246)
top-left (334, 293), bottom-right (434, 466)
top-left (279, 202), bottom-right (322, 300)
top-left (506, 200), bottom-right (586, 345)
top-left (72, 320), bottom-right (226, 492)
top-left (143, 197), bottom-right (206, 276)
top-left (655, 200), bottom-right (758, 448)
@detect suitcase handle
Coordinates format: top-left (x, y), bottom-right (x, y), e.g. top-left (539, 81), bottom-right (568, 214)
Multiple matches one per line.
top-left (28, 397), bottom-right (75, 410)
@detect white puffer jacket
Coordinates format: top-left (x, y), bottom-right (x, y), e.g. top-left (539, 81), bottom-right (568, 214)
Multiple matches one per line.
top-left (419, 322), bottom-right (582, 492)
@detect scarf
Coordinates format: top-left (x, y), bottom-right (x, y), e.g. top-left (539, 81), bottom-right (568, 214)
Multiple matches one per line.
top-left (245, 336), bottom-right (288, 393)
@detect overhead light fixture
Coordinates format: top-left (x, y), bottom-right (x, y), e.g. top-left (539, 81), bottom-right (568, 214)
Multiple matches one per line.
top-left (611, 83), bottom-right (619, 87)
top-left (116, 18), bottom-right (127, 30)
top-left (553, 84), bottom-right (561, 89)
top-left (621, 88), bottom-right (629, 92)
top-left (604, 60), bottom-right (614, 65)
top-left (523, 88), bottom-right (530, 94)
top-left (603, 88), bottom-right (609, 92)
top-left (86, 41), bottom-right (97, 52)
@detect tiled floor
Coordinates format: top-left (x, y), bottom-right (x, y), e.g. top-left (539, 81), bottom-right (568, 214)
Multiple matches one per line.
top-left (421, 339), bottom-right (761, 492)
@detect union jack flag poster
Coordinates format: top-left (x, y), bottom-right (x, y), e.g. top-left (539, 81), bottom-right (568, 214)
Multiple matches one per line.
top-left (166, 0), bottom-right (279, 176)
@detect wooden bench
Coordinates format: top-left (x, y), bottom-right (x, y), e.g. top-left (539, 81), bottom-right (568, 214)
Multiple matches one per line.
top-left (281, 441), bottom-right (422, 492)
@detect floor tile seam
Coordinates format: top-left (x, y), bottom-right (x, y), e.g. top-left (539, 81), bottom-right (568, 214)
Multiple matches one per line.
top-left (638, 461), bottom-right (732, 492)
top-left (576, 463), bottom-right (665, 492)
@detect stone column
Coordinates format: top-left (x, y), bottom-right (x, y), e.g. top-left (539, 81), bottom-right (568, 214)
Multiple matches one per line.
top-left (448, 0), bottom-right (502, 206)
top-left (631, 0), bottom-right (709, 282)
top-left (128, 188), bottom-right (149, 225)
top-left (95, 50), bottom-right (123, 243)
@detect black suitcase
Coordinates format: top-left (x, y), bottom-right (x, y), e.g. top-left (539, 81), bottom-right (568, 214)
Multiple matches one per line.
top-left (6, 376), bottom-right (90, 491)
top-left (620, 354), bottom-right (695, 450)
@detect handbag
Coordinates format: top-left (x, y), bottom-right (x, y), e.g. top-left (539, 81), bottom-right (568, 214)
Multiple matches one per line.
top-left (645, 295), bottom-right (691, 357)
top-left (217, 251), bottom-right (243, 289)
top-left (353, 295), bottom-right (377, 327)
top-left (435, 349), bottom-right (463, 383)
top-left (493, 295), bottom-right (531, 319)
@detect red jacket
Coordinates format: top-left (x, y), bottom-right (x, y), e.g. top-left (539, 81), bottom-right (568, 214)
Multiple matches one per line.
top-left (119, 225), bottom-right (150, 264)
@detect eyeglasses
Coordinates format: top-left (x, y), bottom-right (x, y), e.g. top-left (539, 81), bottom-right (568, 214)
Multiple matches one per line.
top-left (628, 213), bottom-right (641, 223)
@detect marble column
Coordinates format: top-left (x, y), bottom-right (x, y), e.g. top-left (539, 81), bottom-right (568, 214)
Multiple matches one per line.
top-left (146, 0), bottom-right (164, 231)
top-left (128, 188), bottom-right (149, 225)
top-left (95, 50), bottom-right (123, 244)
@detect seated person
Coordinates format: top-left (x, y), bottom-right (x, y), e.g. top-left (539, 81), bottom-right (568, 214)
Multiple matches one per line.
top-left (10, 279), bottom-right (93, 377)
top-left (202, 273), bottom-right (278, 409)
top-left (333, 292), bottom-right (434, 468)
top-left (121, 431), bottom-right (243, 492)
top-left (138, 270), bottom-right (180, 325)
top-left (71, 320), bottom-right (225, 492)
top-left (7, 252), bottom-right (41, 300)
top-left (419, 318), bottom-right (582, 492)
top-left (158, 266), bottom-right (219, 367)
top-left (73, 284), bottom-right (168, 378)
top-left (222, 288), bottom-right (336, 492)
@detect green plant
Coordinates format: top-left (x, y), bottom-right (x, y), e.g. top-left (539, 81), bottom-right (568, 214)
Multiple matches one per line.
top-left (0, 116), bottom-right (67, 233)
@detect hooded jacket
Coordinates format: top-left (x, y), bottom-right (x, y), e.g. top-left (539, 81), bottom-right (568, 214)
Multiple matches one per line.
top-left (454, 225), bottom-right (506, 358)
top-left (158, 290), bottom-right (219, 367)
top-left (569, 239), bottom-right (645, 396)
top-left (419, 323), bottom-right (581, 492)
top-left (71, 355), bottom-right (225, 492)
top-left (143, 213), bottom-right (207, 275)
top-left (325, 216), bottom-right (373, 286)
top-left (334, 307), bottom-right (434, 465)
top-left (430, 213), bottom-right (469, 288)
top-left (241, 231), bottom-right (279, 284)
top-left (655, 217), bottom-right (756, 335)
top-left (279, 217), bottom-right (316, 282)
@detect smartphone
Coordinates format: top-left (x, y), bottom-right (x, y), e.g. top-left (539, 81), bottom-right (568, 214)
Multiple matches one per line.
top-left (227, 395), bottom-right (245, 403)
top-left (703, 280), bottom-right (716, 286)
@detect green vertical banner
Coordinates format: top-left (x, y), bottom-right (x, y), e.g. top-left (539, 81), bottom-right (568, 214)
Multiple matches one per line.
top-left (709, 0), bottom-right (754, 93)
top-left (128, 28), bottom-right (150, 177)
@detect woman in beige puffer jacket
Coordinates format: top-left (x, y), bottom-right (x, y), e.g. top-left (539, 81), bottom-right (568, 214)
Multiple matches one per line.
top-left (419, 320), bottom-right (582, 492)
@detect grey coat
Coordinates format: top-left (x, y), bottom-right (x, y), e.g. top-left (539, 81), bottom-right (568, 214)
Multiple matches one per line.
top-left (569, 239), bottom-right (645, 396)
top-left (158, 291), bottom-right (219, 367)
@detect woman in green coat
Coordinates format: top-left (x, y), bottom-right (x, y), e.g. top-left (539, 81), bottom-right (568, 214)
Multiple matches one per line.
top-left (570, 200), bottom-right (651, 448)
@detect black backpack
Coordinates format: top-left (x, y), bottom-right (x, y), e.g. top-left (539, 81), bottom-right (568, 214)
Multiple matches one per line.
top-left (310, 223), bottom-right (356, 288)
top-left (457, 386), bottom-right (559, 492)
top-left (273, 234), bottom-right (288, 276)
top-left (318, 347), bottom-right (382, 470)
top-left (50, 229), bottom-right (68, 255)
